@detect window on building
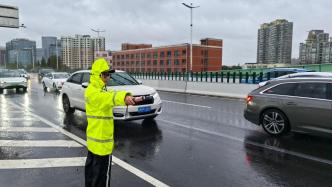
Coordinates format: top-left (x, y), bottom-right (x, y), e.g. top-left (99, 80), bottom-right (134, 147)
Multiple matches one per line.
top-left (182, 59), bottom-right (186, 64)
top-left (160, 51), bottom-right (165, 58)
top-left (153, 60), bottom-right (157, 66)
top-left (147, 61), bottom-right (151, 66)
top-left (167, 51), bottom-right (172, 57)
top-left (130, 54), bottom-right (134, 59)
top-left (175, 59), bottom-right (179, 65)
top-left (160, 60), bottom-right (164, 65)
top-left (153, 52), bottom-right (158, 59)
top-left (167, 59), bottom-right (171, 65)
top-left (182, 50), bottom-right (186, 55)
top-left (174, 50), bottom-right (179, 57)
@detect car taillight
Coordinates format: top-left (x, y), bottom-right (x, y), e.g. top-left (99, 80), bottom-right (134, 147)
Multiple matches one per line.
top-left (246, 95), bottom-right (254, 104)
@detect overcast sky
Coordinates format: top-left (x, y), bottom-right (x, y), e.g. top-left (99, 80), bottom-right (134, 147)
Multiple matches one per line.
top-left (1, 0), bottom-right (332, 65)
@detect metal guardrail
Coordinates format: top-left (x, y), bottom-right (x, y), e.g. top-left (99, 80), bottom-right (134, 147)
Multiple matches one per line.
top-left (130, 71), bottom-right (283, 84)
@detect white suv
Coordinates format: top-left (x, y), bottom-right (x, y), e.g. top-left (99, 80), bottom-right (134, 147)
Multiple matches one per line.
top-left (41, 72), bottom-right (70, 91)
top-left (61, 70), bottom-right (162, 120)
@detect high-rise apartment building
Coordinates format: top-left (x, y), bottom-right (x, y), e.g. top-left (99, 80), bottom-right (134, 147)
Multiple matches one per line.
top-left (61, 35), bottom-right (103, 69)
top-left (257, 19), bottom-right (293, 64)
top-left (93, 37), bottom-right (105, 53)
top-left (299, 30), bottom-right (332, 64)
top-left (6, 38), bottom-right (36, 68)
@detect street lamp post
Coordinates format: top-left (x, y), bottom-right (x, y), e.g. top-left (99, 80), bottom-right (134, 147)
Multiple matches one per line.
top-left (16, 49), bottom-right (19, 69)
top-left (182, 3), bottom-right (200, 73)
top-left (56, 40), bottom-right (59, 70)
top-left (91, 28), bottom-right (106, 59)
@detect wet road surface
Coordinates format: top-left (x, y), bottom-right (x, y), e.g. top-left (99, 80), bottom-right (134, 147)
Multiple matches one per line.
top-left (0, 74), bottom-right (332, 187)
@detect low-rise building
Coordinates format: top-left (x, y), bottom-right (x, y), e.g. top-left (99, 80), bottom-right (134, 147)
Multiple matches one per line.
top-left (112, 38), bottom-right (223, 73)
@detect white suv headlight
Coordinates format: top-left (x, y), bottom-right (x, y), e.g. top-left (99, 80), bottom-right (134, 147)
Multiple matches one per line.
top-left (151, 91), bottom-right (159, 98)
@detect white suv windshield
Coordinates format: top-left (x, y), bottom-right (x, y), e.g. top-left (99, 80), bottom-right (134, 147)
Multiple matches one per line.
top-left (107, 72), bottom-right (138, 86)
top-left (54, 74), bottom-right (69, 79)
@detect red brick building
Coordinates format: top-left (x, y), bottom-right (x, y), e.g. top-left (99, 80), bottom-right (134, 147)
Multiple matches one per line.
top-left (112, 38), bottom-right (223, 73)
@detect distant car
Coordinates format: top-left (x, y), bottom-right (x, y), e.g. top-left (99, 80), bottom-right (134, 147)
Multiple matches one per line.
top-left (244, 77), bottom-right (332, 136)
top-left (258, 72), bottom-right (332, 87)
top-left (242, 68), bottom-right (312, 84)
top-left (41, 72), bottom-right (70, 91)
top-left (38, 68), bottom-right (55, 80)
top-left (17, 69), bottom-right (30, 79)
top-left (0, 70), bottom-right (28, 93)
top-left (61, 70), bottom-right (162, 121)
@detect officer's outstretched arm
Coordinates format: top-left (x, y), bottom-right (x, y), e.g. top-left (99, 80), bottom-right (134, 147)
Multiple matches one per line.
top-left (85, 89), bottom-right (130, 111)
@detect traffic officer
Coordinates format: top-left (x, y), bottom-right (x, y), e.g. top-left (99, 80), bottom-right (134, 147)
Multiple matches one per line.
top-left (84, 58), bottom-right (141, 187)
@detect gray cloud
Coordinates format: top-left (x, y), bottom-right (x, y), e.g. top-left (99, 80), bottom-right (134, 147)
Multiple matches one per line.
top-left (1, 0), bottom-right (332, 65)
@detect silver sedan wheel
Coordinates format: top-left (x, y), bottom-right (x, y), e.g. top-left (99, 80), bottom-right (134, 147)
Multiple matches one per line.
top-left (262, 111), bottom-right (285, 135)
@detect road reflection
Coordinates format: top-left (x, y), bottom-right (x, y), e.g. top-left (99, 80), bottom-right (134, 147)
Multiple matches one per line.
top-left (62, 113), bottom-right (163, 161)
top-left (243, 131), bottom-right (332, 186)
top-left (114, 120), bottom-right (163, 161)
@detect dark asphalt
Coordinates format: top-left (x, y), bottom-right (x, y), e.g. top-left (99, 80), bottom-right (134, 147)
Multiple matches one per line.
top-left (0, 74), bottom-right (332, 187)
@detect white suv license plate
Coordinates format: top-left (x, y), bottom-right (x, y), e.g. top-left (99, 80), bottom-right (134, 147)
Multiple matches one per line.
top-left (137, 106), bottom-right (151, 113)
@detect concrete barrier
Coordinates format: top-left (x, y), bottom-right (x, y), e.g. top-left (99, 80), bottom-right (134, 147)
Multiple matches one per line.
top-left (141, 79), bottom-right (258, 99)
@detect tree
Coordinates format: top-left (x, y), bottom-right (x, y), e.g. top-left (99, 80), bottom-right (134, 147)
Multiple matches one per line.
top-left (41, 58), bottom-right (47, 67)
top-left (222, 65), bottom-right (242, 70)
top-left (48, 55), bottom-right (57, 69)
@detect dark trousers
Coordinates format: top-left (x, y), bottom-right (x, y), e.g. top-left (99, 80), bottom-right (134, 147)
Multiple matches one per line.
top-left (85, 151), bottom-right (112, 187)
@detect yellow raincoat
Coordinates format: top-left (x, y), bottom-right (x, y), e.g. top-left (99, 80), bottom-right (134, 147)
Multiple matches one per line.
top-left (85, 58), bottom-right (129, 156)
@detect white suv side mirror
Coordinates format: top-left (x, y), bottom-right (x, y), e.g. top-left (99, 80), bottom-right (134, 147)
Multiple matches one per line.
top-left (137, 79), bottom-right (143, 85)
top-left (82, 82), bottom-right (89, 88)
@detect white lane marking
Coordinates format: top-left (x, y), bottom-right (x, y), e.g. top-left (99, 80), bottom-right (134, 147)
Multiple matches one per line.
top-left (0, 127), bottom-right (57, 132)
top-left (162, 100), bottom-right (212, 109)
top-left (160, 91), bottom-right (243, 101)
top-left (0, 111), bottom-right (29, 114)
top-left (1, 118), bottom-right (38, 121)
top-left (9, 102), bottom-right (170, 187)
top-left (0, 157), bottom-right (86, 169)
top-left (157, 118), bottom-right (332, 166)
top-left (0, 140), bottom-right (83, 147)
